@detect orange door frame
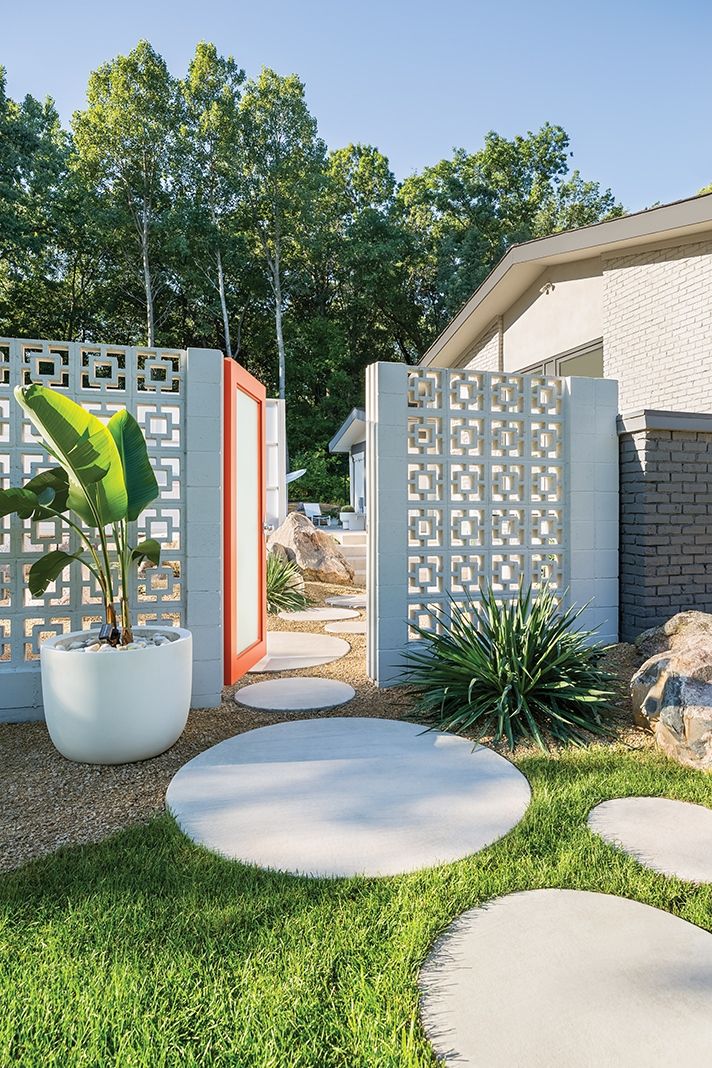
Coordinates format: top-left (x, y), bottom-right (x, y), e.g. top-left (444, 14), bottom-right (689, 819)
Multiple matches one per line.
top-left (223, 358), bottom-right (267, 683)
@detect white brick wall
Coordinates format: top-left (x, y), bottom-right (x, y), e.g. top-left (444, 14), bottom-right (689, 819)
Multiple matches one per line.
top-left (603, 237), bottom-right (712, 413)
top-left (462, 319), bottom-right (500, 371)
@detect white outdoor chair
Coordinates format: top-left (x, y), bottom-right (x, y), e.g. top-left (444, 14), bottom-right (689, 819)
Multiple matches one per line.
top-left (302, 502), bottom-right (330, 527)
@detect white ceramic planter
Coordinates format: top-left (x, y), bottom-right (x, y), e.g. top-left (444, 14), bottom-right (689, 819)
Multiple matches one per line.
top-left (40, 627), bottom-right (192, 764)
top-left (340, 512), bottom-right (366, 531)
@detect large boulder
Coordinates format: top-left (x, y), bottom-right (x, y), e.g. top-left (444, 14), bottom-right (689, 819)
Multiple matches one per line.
top-left (267, 513), bottom-right (355, 586)
top-left (635, 611), bottom-right (712, 660)
top-left (631, 638), bottom-right (712, 770)
top-left (656, 669), bottom-right (712, 773)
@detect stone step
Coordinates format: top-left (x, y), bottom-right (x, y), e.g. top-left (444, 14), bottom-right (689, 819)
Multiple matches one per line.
top-left (329, 531), bottom-right (368, 546)
top-left (339, 547), bottom-right (366, 562)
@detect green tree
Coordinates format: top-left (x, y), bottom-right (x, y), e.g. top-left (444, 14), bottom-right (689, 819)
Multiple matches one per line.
top-left (0, 68), bottom-right (70, 338)
top-left (398, 123), bottom-right (623, 329)
top-left (237, 69), bottom-right (326, 400)
top-left (72, 41), bottom-right (181, 346)
top-left (179, 42), bottom-right (246, 357)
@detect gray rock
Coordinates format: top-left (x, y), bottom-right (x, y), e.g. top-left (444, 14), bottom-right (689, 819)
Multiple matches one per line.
top-left (630, 652), bottom-right (672, 731)
top-left (630, 622), bottom-right (712, 768)
top-left (656, 670), bottom-right (712, 772)
top-left (267, 513), bottom-right (355, 585)
top-left (635, 611), bottom-right (712, 660)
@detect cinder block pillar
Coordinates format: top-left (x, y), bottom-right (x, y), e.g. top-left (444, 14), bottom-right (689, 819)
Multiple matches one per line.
top-left (564, 376), bottom-right (619, 645)
top-left (185, 348), bottom-right (224, 707)
top-left (366, 361), bottom-right (409, 686)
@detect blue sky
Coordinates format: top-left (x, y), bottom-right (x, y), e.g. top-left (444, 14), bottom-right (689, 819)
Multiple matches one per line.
top-left (3, 0), bottom-right (711, 211)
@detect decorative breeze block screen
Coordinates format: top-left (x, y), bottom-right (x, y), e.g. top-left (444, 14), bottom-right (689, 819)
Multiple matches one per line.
top-left (0, 338), bottom-right (187, 668)
top-left (366, 362), bottom-right (619, 686)
top-left (404, 369), bottom-right (565, 637)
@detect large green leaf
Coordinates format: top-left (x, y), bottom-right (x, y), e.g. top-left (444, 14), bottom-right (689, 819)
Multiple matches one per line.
top-left (23, 467), bottom-right (70, 516)
top-left (0, 469), bottom-right (70, 524)
top-left (107, 409), bottom-right (159, 522)
top-left (131, 539), bottom-right (161, 566)
top-left (0, 487), bottom-right (40, 520)
top-left (28, 550), bottom-right (84, 598)
top-left (14, 385), bottom-right (127, 528)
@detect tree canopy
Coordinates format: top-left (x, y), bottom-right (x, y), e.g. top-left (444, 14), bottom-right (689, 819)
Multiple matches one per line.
top-left (0, 44), bottom-right (624, 501)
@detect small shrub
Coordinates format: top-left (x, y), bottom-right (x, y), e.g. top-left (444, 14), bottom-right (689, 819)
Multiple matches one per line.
top-left (403, 584), bottom-right (616, 750)
top-left (266, 552), bottom-right (311, 615)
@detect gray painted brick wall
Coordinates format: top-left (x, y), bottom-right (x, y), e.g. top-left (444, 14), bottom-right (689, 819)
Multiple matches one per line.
top-left (618, 410), bottom-right (712, 641)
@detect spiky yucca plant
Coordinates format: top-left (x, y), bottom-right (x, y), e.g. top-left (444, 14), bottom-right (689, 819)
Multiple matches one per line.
top-left (266, 551), bottom-right (311, 614)
top-left (403, 584), bottom-right (616, 750)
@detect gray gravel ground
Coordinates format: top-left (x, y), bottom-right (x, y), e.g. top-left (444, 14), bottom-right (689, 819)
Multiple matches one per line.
top-left (0, 582), bottom-right (650, 873)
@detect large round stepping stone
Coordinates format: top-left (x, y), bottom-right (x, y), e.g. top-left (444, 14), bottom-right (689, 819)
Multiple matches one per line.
top-left (588, 797), bottom-right (712, 883)
top-left (166, 717), bottom-right (530, 877)
top-left (278, 607), bottom-right (359, 622)
top-left (234, 677), bottom-right (355, 712)
top-left (326, 594), bottom-right (367, 609)
top-left (420, 889), bottom-right (712, 1067)
top-left (248, 632), bottom-right (350, 673)
top-left (324, 619), bottom-right (367, 635)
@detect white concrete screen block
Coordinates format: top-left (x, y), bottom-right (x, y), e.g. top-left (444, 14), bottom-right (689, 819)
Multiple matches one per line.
top-left (185, 348), bottom-right (224, 708)
top-left (265, 398), bottom-right (287, 530)
top-left (0, 338), bottom-right (226, 722)
top-left (366, 363), bottom-right (620, 687)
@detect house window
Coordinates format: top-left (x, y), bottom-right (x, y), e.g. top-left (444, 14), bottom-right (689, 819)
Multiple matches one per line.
top-left (537, 341), bottom-right (604, 378)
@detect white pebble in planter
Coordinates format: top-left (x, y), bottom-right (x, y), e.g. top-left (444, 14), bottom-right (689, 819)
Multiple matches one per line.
top-left (41, 627), bottom-right (192, 764)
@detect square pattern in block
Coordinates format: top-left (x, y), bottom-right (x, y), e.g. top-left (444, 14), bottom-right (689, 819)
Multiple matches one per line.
top-left (396, 369), bottom-right (567, 635)
top-left (0, 339), bottom-right (188, 667)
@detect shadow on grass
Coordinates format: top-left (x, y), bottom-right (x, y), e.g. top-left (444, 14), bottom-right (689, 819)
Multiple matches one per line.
top-left (0, 743), bottom-right (711, 1067)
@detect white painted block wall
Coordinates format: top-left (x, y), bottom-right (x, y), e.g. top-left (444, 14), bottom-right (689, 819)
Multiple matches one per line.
top-left (366, 362), bottom-right (619, 687)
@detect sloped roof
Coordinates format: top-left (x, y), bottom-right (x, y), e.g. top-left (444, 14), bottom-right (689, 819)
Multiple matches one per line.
top-left (329, 408), bottom-right (366, 453)
top-left (420, 192), bottom-right (712, 368)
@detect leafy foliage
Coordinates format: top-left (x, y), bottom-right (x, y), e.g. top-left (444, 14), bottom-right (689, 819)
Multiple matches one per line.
top-left (0, 385), bottom-right (160, 643)
top-left (266, 551), bottom-right (310, 614)
top-left (0, 49), bottom-right (623, 488)
top-left (404, 584), bottom-right (616, 750)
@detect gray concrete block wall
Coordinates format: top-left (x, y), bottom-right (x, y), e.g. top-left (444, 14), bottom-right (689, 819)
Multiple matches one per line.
top-left (618, 410), bottom-right (712, 642)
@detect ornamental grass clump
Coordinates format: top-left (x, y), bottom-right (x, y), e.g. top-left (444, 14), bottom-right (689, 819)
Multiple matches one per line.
top-left (266, 551), bottom-right (311, 614)
top-left (404, 583), bottom-right (616, 751)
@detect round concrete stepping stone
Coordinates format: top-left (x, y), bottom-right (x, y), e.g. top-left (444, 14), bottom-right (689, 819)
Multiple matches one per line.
top-left (324, 619), bottom-right (367, 635)
top-left (166, 717), bottom-right (530, 878)
top-left (420, 889), bottom-right (712, 1067)
top-left (588, 797), bottom-right (712, 883)
top-left (247, 632), bottom-right (350, 673)
top-left (234, 677), bottom-right (355, 712)
top-left (278, 606), bottom-right (359, 622)
top-left (326, 594), bottom-right (367, 609)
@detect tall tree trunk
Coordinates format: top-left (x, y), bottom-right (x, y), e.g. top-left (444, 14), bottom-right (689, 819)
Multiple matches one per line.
top-left (216, 246), bottom-right (232, 358)
top-left (272, 248), bottom-right (286, 401)
top-left (141, 209), bottom-right (155, 347)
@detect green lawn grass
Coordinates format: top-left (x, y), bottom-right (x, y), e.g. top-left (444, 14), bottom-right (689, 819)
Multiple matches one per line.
top-left (1, 745), bottom-right (711, 1067)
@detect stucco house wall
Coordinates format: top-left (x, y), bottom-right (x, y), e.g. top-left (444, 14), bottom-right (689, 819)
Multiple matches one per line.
top-left (501, 260), bottom-right (603, 372)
